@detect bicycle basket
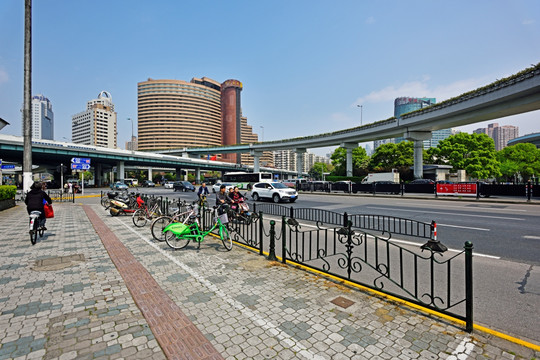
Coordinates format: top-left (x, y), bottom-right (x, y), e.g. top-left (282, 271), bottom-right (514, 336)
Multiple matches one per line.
top-left (215, 213), bottom-right (229, 224)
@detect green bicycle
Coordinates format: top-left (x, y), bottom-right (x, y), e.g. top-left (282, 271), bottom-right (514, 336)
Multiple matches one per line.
top-left (164, 205), bottom-right (232, 251)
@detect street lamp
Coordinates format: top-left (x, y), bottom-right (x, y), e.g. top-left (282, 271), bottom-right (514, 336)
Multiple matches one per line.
top-left (260, 126), bottom-right (264, 142)
top-left (357, 105), bottom-right (363, 126)
top-left (127, 117), bottom-right (134, 150)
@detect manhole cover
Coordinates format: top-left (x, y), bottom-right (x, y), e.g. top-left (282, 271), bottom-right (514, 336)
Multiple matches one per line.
top-left (32, 254), bottom-right (85, 271)
top-left (331, 296), bottom-right (355, 309)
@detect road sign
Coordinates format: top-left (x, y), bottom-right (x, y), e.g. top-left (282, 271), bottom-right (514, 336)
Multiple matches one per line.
top-left (71, 157), bottom-right (91, 164)
top-left (1, 164), bottom-right (15, 169)
top-left (71, 163), bottom-right (90, 170)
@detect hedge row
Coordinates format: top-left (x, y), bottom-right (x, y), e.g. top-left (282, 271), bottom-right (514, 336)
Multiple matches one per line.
top-left (0, 185), bottom-right (17, 201)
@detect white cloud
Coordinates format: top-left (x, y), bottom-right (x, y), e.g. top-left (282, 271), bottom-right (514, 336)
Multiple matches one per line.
top-left (353, 76), bottom-right (489, 106)
top-left (522, 19), bottom-right (534, 25)
top-left (365, 16), bottom-right (376, 24)
top-left (0, 67), bottom-right (8, 84)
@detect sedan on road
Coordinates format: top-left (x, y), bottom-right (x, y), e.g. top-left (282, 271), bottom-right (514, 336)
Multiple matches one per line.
top-left (141, 180), bottom-right (155, 187)
top-left (164, 181), bottom-right (174, 189)
top-left (173, 181), bottom-right (195, 192)
top-left (111, 181), bottom-right (128, 190)
top-left (251, 182), bottom-right (298, 203)
top-left (212, 182), bottom-right (235, 193)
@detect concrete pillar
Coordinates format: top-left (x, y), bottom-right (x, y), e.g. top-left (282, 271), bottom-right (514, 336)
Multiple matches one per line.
top-left (148, 167), bottom-right (152, 182)
top-left (295, 148), bottom-right (306, 178)
top-left (176, 168), bottom-right (182, 181)
top-left (117, 161), bottom-right (125, 182)
top-left (404, 131), bottom-right (431, 179)
top-left (96, 163), bottom-right (102, 187)
top-left (251, 150), bottom-right (262, 173)
top-left (341, 142), bottom-right (357, 177)
top-left (196, 168), bottom-right (201, 184)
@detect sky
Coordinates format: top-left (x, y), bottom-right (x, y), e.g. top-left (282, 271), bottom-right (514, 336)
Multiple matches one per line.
top-left (1, 0), bottom-right (539, 156)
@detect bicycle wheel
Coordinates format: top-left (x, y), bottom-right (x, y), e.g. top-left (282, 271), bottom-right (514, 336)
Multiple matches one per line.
top-left (151, 216), bottom-right (172, 242)
top-left (29, 220), bottom-right (38, 245)
top-left (219, 225), bottom-right (232, 251)
top-left (165, 230), bottom-right (191, 250)
top-left (101, 196), bottom-right (110, 207)
top-left (132, 209), bottom-right (148, 227)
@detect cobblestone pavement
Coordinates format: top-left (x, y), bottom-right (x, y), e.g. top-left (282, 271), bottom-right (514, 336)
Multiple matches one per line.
top-left (0, 201), bottom-right (539, 359)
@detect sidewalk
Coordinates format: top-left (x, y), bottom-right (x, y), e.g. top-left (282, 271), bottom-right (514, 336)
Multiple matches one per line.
top-left (0, 200), bottom-right (538, 359)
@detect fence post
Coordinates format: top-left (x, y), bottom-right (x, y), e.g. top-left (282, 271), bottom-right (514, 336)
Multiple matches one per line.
top-left (421, 221), bottom-right (448, 252)
top-left (343, 212), bottom-right (348, 227)
top-left (259, 211), bottom-right (264, 256)
top-left (465, 241), bottom-right (474, 333)
top-left (527, 180), bottom-right (532, 202)
top-left (401, 181), bottom-right (405, 197)
top-left (282, 216), bottom-right (287, 264)
top-left (267, 220), bottom-right (277, 261)
top-left (290, 206), bottom-right (294, 219)
top-left (372, 183), bottom-right (376, 196)
top-left (476, 181), bottom-right (480, 200)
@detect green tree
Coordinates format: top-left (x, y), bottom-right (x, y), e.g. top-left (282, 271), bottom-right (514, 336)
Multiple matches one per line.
top-left (330, 146), bottom-right (369, 176)
top-left (497, 143), bottom-right (540, 182)
top-left (430, 133), bottom-right (500, 179)
top-left (369, 141), bottom-right (417, 171)
top-left (308, 162), bottom-right (333, 180)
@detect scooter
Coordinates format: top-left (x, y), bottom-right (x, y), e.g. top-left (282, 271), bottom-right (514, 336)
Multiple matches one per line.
top-left (109, 193), bottom-right (144, 216)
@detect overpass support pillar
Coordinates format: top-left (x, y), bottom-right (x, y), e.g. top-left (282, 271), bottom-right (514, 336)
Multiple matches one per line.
top-left (117, 161), bottom-right (125, 182)
top-left (176, 168), bottom-right (182, 181)
top-left (295, 148), bottom-right (306, 178)
top-left (404, 131), bottom-right (431, 179)
top-left (148, 167), bottom-right (152, 183)
top-left (95, 163), bottom-right (102, 187)
top-left (341, 142), bottom-right (357, 177)
top-left (250, 150), bottom-right (262, 173)
top-left (196, 168), bottom-right (201, 184)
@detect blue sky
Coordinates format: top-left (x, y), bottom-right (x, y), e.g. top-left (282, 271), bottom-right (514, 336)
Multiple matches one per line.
top-left (1, 0), bottom-right (539, 156)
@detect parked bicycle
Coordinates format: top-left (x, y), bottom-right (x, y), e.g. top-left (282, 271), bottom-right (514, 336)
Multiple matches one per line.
top-left (150, 201), bottom-right (197, 242)
top-left (164, 204), bottom-right (232, 251)
top-left (132, 198), bottom-right (163, 227)
top-left (29, 211), bottom-right (44, 245)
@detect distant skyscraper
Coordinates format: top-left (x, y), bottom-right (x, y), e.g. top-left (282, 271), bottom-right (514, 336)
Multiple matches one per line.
top-left (393, 97), bottom-right (452, 148)
top-left (72, 91), bottom-right (117, 148)
top-left (474, 123), bottom-right (518, 151)
top-left (374, 138), bottom-right (394, 149)
top-left (24, 94), bottom-right (54, 140)
top-left (126, 136), bottom-right (138, 151)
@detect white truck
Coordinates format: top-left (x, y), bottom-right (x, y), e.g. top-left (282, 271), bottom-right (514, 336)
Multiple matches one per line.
top-left (361, 170), bottom-right (400, 184)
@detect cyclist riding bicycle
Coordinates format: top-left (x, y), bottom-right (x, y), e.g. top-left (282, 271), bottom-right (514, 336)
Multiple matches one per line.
top-left (229, 187), bottom-right (245, 214)
top-left (25, 181), bottom-right (52, 231)
top-left (197, 182), bottom-right (210, 198)
top-left (215, 184), bottom-right (231, 215)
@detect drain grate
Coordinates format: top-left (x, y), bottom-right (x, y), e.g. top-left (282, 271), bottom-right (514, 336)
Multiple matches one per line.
top-left (32, 254), bottom-right (86, 271)
top-left (330, 296), bottom-right (355, 309)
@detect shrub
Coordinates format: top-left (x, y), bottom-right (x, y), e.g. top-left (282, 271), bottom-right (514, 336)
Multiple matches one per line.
top-left (0, 185), bottom-right (17, 201)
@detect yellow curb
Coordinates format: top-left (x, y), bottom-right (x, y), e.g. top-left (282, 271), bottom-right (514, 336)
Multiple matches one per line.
top-left (232, 241), bottom-right (540, 352)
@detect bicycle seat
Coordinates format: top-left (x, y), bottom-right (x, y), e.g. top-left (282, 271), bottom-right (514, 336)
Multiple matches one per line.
top-left (30, 210), bottom-right (41, 216)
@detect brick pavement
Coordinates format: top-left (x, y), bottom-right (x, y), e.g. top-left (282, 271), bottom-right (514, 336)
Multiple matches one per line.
top-left (0, 200), bottom-right (539, 359)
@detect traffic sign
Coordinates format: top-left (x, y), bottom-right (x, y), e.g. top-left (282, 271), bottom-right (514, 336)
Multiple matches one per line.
top-left (71, 163), bottom-right (90, 170)
top-left (71, 157), bottom-right (91, 164)
top-left (1, 164), bottom-right (15, 169)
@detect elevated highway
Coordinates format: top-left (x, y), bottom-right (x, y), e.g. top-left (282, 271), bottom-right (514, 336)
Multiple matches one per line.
top-left (164, 63), bottom-right (540, 177)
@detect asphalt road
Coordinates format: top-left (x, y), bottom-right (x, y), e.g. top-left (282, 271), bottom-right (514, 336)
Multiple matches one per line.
top-left (93, 187), bottom-right (540, 343)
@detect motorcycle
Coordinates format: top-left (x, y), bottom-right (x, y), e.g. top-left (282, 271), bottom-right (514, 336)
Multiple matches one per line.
top-left (229, 193), bottom-right (256, 224)
top-left (109, 193), bottom-right (143, 216)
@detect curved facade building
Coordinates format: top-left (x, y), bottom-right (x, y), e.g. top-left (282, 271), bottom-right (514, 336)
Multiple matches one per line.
top-left (137, 78), bottom-right (222, 150)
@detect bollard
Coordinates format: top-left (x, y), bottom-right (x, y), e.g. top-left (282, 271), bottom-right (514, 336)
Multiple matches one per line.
top-left (421, 221), bottom-right (448, 252)
top-left (464, 241), bottom-right (474, 333)
top-left (267, 220), bottom-right (277, 261)
top-left (258, 212), bottom-right (264, 256)
top-left (476, 181), bottom-right (480, 200)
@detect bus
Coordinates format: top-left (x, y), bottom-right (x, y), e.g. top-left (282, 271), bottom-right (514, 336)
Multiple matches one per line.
top-left (222, 172), bottom-right (272, 190)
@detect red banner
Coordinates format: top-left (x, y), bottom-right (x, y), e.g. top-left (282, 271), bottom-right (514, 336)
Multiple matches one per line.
top-left (436, 183), bottom-right (477, 196)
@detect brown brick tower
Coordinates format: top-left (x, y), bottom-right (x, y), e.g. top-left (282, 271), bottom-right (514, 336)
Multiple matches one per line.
top-left (220, 79), bottom-right (243, 163)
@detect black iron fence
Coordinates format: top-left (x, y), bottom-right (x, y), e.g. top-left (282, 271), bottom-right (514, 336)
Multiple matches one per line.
top-left (47, 190), bottom-right (75, 203)
top-left (194, 202), bottom-right (473, 332)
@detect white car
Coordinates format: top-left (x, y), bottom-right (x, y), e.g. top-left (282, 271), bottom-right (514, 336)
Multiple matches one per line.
top-left (251, 182), bottom-right (298, 203)
top-left (212, 182), bottom-right (235, 193)
top-left (164, 181), bottom-right (174, 189)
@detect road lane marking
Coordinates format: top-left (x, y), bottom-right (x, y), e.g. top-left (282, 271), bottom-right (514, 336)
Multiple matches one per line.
top-left (262, 215), bottom-right (500, 259)
top-left (115, 217), bottom-right (325, 360)
top-left (383, 201), bottom-right (528, 212)
top-left (437, 223), bottom-right (490, 231)
top-left (365, 206), bottom-right (525, 221)
top-left (523, 235), bottom-right (540, 240)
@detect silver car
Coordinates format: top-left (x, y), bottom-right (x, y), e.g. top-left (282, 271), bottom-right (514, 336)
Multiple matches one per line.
top-left (250, 182), bottom-right (298, 203)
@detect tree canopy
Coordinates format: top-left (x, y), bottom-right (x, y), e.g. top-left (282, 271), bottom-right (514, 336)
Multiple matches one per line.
top-left (308, 162), bottom-right (333, 180)
top-left (497, 143), bottom-right (540, 182)
top-left (330, 146), bottom-right (369, 176)
top-left (428, 132), bottom-right (500, 180)
top-left (368, 141), bottom-right (417, 171)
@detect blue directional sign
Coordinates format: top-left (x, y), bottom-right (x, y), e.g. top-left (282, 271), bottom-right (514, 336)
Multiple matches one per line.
top-left (1, 164), bottom-right (15, 169)
top-left (71, 157), bottom-right (91, 164)
top-left (71, 163), bottom-right (90, 170)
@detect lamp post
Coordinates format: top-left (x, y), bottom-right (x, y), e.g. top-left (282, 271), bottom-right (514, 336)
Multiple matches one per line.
top-left (127, 117), bottom-right (134, 151)
top-left (260, 126), bottom-right (264, 142)
top-left (357, 105), bottom-right (363, 126)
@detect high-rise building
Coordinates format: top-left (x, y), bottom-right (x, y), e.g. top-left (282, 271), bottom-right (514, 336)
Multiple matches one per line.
top-left (273, 150), bottom-right (329, 172)
top-left (474, 123), bottom-right (519, 150)
top-left (72, 91), bottom-right (117, 148)
top-left (126, 136), bottom-right (138, 151)
top-left (221, 80), bottom-right (243, 163)
top-left (25, 94), bottom-right (54, 140)
top-left (393, 97), bottom-right (453, 149)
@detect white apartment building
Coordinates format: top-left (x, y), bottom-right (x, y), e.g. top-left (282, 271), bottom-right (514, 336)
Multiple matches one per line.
top-left (273, 150), bottom-right (330, 173)
top-left (72, 91), bottom-right (117, 148)
top-left (23, 94), bottom-right (54, 140)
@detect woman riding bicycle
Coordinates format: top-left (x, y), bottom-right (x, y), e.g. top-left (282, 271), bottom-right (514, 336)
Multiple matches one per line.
top-left (229, 187), bottom-right (245, 213)
top-left (25, 181), bottom-right (52, 231)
